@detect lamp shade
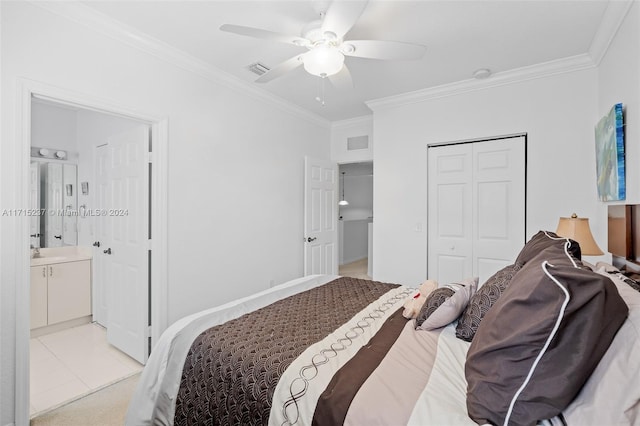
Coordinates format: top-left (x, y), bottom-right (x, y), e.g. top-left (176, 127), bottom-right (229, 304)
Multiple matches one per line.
top-left (556, 213), bottom-right (603, 256)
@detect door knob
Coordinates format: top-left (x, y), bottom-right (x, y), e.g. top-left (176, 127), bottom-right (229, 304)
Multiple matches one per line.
top-left (103, 248), bottom-right (112, 255)
top-left (93, 241), bottom-right (101, 247)
top-left (307, 237), bottom-right (317, 242)
top-left (54, 235), bottom-right (62, 240)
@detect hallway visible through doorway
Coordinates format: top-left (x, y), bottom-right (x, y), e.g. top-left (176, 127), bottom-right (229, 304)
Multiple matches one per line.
top-left (339, 258), bottom-right (370, 280)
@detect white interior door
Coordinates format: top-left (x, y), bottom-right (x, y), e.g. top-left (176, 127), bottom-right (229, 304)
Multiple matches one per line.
top-left (473, 137), bottom-right (526, 281)
top-left (428, 136), bottom-right (526, 285)
top-left (44, 163), bottom-right (63, 247)
top-left (304, 157), bottom-right (338, 276)
top-left (427, 144), bottom-right (474, 284)
top-left (102, 125), bottom-right (150, 364)
top-left (93, 145), bottom-right (110, 327)
top-left (29, 162), bottom-right (41, 248)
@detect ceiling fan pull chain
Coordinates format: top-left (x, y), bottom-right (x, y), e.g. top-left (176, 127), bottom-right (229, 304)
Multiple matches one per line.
top-left (315, 75), bottom-right (326, 107)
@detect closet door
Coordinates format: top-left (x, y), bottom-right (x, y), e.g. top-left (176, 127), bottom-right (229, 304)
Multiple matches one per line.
top-left (427, 144), bottom-right (474, 284)
top-left (428, 136), bottom-right (525, 285)
top-left (473, 137), bottom-right (526, 281)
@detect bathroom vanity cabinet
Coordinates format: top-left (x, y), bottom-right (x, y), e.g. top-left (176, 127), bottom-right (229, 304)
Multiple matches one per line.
top-left (30, 259), bottom-right (92, 330)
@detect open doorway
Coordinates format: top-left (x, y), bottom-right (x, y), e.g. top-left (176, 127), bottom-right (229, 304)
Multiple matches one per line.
top-left (28, 98), bottom-right (148, 417)
top-left (338, 161), bottom-right (373, 279)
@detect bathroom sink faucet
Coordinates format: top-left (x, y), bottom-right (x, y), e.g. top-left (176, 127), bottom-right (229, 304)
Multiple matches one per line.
top-left (31, 246), bottom-right (40, 259)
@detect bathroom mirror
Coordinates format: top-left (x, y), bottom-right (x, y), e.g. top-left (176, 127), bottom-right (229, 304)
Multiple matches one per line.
top-left (30, 161), bottom-right (78, 248)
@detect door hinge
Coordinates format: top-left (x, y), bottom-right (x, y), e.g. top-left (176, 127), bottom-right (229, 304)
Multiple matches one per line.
top-left (147, 152), bottom-right (153, 163)
top-left (145, 325), bottom-right (152, 338)
top-left (148, 239), bottom-right (153, 249)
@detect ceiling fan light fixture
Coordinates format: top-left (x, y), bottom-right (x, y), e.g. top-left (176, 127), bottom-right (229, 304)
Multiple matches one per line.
top-left (303, 45), bottom-right (344, 77)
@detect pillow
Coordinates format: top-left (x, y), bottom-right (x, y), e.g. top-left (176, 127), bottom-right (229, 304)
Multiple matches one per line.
top-left (560, 269), bottom-right (640, 425)
top-left (415, 287), bottom-right (453, 328)
top-left (416, 277), bottom-right (478, 331)
top-left (455, 263), bottom-right (522, 342)
top-left (515, 230), bottom-right (581, 265)
top-left (465, 243), bottom-right (628, 426)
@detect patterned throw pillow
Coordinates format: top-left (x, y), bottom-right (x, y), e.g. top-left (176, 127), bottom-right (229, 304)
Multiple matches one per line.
top-left (415, 287), bottom-right (455, 328)
top-left (455, 263), bottom-right (523, 342)
top-left (417, 277), bottom-right (478, 331)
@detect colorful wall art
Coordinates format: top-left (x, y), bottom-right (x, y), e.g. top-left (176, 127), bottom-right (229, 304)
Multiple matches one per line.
top-left (595, 103), bottom-right (625, 201)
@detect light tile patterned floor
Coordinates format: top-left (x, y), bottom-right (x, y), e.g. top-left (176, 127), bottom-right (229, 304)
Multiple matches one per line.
top-left (339, 258), bottom-right (371, 280)
top-left (30, 323), bottom-right (143, 417)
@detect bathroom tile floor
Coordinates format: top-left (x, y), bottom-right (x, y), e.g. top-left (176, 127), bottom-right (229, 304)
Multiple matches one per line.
top-left (30, 322), bottom-right (143, 417)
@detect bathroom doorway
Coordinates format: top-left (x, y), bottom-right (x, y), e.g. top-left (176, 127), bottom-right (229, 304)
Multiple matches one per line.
top-left (11, 78), bottom-right (170, 423)
top-left (338, 161), bottom-right (373, 279)
top-left (28, 97), bottom-right (150, 417)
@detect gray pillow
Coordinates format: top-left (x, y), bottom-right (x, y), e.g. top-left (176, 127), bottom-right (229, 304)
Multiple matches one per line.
top-left (466, 243), bottom-right (628, 426)
top-left (417, 277), bottom-right (478, 331)
top-left (515, 230), bottom-right (581, 265)
top-left (415, 287), bottom-right (454, 329)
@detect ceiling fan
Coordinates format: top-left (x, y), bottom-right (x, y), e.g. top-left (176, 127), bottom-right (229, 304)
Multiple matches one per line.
top-left (220, 0), bottom-right (426, 89)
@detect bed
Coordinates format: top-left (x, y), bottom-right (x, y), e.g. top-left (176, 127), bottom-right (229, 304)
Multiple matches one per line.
top-left (126, 231), bottom-right (640, 426)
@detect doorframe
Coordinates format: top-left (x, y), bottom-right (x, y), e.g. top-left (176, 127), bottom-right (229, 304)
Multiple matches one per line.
top-left (336, 160), bottom-right (374, 272)
top-left (14, 78), bottom-right (169, 424)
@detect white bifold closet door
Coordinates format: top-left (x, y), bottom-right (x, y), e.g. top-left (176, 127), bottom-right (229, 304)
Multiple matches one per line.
top-left (427, 135), bottom-right (526, 285)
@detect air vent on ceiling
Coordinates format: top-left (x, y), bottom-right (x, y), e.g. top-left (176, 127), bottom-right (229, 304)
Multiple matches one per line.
top-left (347, 135), bottom-right (369, 151)
top-left (246, 62), bottom-right (270, 76)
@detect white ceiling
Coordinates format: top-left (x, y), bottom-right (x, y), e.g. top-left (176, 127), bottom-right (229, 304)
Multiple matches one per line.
top-left (80, 0), bottom-right (609, 122)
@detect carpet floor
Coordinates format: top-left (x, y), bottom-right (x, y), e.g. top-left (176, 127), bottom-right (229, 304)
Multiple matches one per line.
top-left (30, 373), bottom-right (139, 426)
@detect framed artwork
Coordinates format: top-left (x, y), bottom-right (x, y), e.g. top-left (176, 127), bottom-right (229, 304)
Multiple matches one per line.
top-left (595, 103), bottom-right (625, 201)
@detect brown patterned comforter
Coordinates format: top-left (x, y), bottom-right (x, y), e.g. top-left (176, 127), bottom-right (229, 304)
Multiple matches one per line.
top-left (173, 277), bottom-right (400, 425)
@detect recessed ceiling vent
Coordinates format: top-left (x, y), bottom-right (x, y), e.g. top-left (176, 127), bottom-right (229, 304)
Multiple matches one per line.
top-left (247, 62), bottom-right (270, 76)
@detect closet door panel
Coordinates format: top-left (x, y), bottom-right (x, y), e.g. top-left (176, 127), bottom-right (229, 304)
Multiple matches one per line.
top-left (428, 144), bottom-right (473, 284)
top-left (473, 137), bottom-right (526, 284)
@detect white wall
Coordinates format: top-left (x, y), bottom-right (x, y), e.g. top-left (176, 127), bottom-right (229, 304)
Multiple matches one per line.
top-left (339, 174), bottom-right (373, 264)
top-left (597, 2), bottom-right (639, 204)
top-left (76, 109), bottom-right (142, 247)
top-left (0, 2), bottom-right (330, 424)
top-left (331, 116), bottom-right (373, 163)
top-left (372, 68), bottom-right (600, 285)
top-left (341, 220), bottom-right (371, 265)
top-left (31, 101), bottom-right (78, 154)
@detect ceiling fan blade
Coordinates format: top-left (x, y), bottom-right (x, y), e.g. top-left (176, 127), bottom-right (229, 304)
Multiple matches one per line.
top-left (220, 24), bottom-right (308, 47)
top-left (343, 40), bottom-right (426, 61)
top-left (255, 54), bottom-right (304, 83)
top-left (321, 0), bottom-right (368, 39)
top-left (328, 64), bottom-right (353, 90)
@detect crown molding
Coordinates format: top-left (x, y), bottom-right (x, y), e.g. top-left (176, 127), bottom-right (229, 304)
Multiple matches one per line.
top-left (367, 1), bottom-right (634, 112)
top-left (331, 115), bottom-right (373, 129)
top-left (29, 1), bottom-right (331, 128)
top-left (366, 54), bottom-right (596, 111)
top-left (588, 0), bottom-right (635, 66)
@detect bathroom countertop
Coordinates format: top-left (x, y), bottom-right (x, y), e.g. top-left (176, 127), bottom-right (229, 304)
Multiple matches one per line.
top-left (30, 246), bottom-right (93, 267)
